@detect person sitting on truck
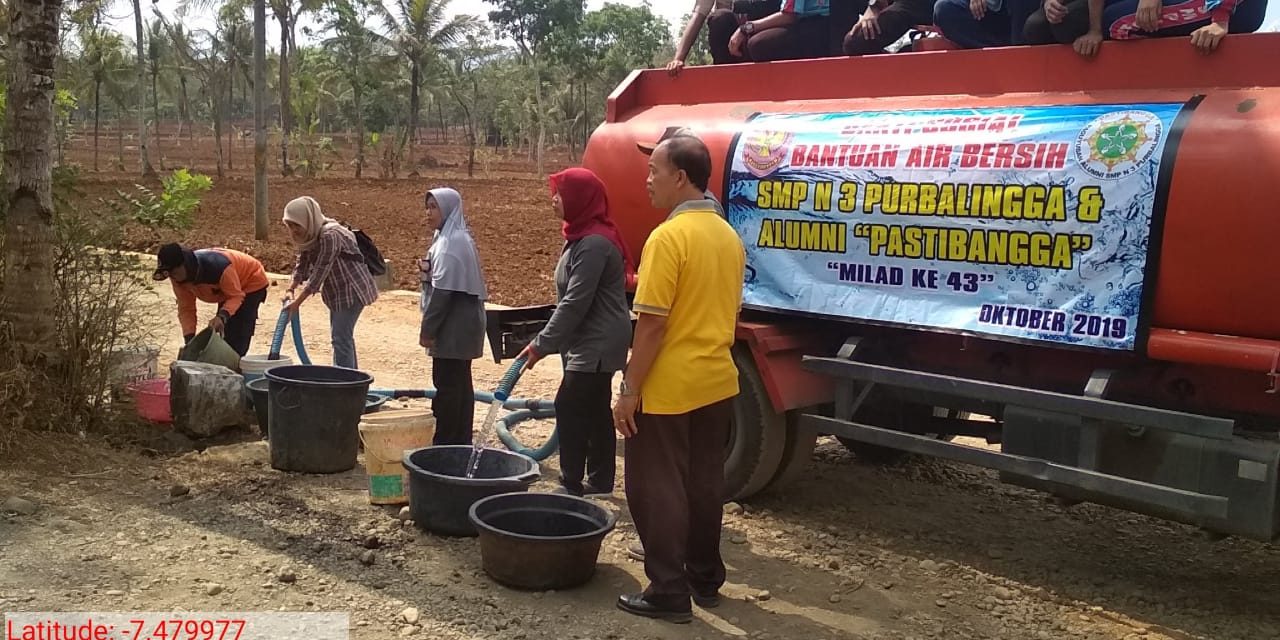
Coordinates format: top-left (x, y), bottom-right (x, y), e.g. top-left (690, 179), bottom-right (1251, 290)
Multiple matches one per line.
top-left (518, 168), bottom-right (634, 497)
top-left (932, 0), bottom-right (1039, 48)
top-left (613, 135), bottom-right (746, 623)
top-left (703, 0), bottom-right (782, 64)
top-left (283, 196), bottom-right (379, 370)
top-left (419, 187), bottom-right (488, 447)
top-left (153, 243), bottom-right (270, 358)
top-left (843, 0), bottom-right (937, 55)
top-left (1024, 0), bottom-right (1267, 55)
top-left (1022, 0), bottom-right (1105, 54)
top-left (667, 0), bottom-right (734, 73)
top-left (709, 0), bottom-right (860, 63)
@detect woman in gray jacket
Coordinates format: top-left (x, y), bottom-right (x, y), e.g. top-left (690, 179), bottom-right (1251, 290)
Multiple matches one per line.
top-left (521, 168), bottom-right (634, 496)
top-left (420, 188), bottom-right (488, 446)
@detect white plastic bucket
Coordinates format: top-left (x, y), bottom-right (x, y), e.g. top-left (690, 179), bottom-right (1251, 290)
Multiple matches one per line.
top-left (240, 353), bottom-right (295, 384)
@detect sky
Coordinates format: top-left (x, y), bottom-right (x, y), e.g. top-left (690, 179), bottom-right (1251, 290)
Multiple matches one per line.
top-left (106, 0), bottom-right (1277, 50)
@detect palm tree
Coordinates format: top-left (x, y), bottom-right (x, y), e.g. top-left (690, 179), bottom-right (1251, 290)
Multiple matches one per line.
top-left (160, 19), bottom-right (197, 166)
top-left (186, 0), bottom-right (317, 175)
top-left (253, 0), bottom-right (269, 240)
top-left (81, 28), bottom-right (131, 172)
top-left (271, 0), bottom-right (325, 175)
top-left (377, 0), bottom-right (473, 175)
top-left (146, 18), bottom-right (168, 170)
top-left (131, 0), bottom-right (156, 177)
top-left (102, 53), bottom-right (139, 171)
top-left (159, 12), bottom-right (233, 177)
top-left (216, 5), bottom-right (252, 171)
top-left (2, 0), bottom-right (64, 361)
top-left (323, 0), bottom-right (390, 179)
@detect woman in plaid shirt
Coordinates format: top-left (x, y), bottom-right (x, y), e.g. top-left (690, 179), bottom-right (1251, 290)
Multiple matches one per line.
top-left (283, 196), bottom-right (379, 369)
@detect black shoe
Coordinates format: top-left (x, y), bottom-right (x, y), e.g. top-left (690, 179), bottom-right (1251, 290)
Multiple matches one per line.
top-left (616, 594), bottom-right (692, 624)
top-left (582, 483), bottom-right (613, 497)
top-left (693, 591), bottom-right (721, 609)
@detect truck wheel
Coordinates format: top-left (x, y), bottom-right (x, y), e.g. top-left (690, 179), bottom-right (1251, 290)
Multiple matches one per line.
top-left (836, 402), bottom-right (958, 465)
top-left (723, 345), bottom-right (787, 501)
top-left (761, 410), bottom-right (818, 494)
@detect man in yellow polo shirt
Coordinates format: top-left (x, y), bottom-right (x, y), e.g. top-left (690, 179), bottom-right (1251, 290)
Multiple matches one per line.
top-left (613, 135), bottom-right (746, 623)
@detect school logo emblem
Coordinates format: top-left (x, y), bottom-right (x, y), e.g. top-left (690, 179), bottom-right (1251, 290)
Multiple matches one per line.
top-left (742, 130), bottom-right (794, 178)
top-left (1074, 110), bottom-right (1162, 179)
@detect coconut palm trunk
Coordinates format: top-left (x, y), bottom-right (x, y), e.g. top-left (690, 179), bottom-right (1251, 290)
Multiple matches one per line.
top-left (2, 0), bottom-right (65, 361)
top-left (132, 0), bottom-right (155, 177)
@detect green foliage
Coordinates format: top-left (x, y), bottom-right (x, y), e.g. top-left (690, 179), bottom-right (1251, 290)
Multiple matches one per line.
top-left (117, 169), bottom-right (213, 229)
top-left (0, 162), bottom-right (163, 444)
top-left (487, 0), bottom-right (585, 55)
top-left (52, 0), bottom-right (680, 171)
top-left (291, 120), bottom-right (338, 178)
top-left (55, 89), bottom-right (78, 115)
top-left (582, 3), bottom-right (671, 83)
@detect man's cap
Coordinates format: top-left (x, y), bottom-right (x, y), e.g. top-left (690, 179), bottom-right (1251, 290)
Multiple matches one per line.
top-left (637, 126), bottom-right (698, 155)
top-left (153, 243), bottom-right (185, 281)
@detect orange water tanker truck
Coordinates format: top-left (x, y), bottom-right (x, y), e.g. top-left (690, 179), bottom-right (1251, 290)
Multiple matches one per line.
top-left (487, 34), bottom-right (1280, 542)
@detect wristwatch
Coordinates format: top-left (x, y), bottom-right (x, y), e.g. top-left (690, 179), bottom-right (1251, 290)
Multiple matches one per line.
top-left (741, 20), bottom-right (756, 35)
top-left (620, 379), bottom-right (638, 397)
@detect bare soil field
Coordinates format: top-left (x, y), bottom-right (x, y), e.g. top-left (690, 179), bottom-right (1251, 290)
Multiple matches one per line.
top-left (63, 125), bottom-right (574, 306)
top-left (3, 127), bottom-right (1277, 640)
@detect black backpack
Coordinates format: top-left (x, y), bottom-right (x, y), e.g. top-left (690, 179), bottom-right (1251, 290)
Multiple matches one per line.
top-left (343, 224), bottom-right (387, 276)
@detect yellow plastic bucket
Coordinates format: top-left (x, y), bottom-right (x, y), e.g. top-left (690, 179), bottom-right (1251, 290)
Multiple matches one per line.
top-left (358, 412), bottom-right (435, 505)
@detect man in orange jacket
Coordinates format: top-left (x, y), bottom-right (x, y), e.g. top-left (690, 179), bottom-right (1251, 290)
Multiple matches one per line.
top-left (153, 243), bottom-right (271, 357)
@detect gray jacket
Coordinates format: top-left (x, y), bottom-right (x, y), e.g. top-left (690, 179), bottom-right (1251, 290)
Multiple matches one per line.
top-left (420, 280), bottom-right (485, 361)
top-left (531, 234), bottom-right (631, 373)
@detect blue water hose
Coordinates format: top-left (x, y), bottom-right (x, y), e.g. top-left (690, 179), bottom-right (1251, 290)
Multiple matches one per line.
top-left (270, 308), bottom-right (559, 460)
top-left (269, 309), bottom-right (312, 365)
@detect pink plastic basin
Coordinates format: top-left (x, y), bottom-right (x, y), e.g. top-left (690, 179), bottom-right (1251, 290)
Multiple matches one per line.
top-left (129, 378), bottom-right (172, 424)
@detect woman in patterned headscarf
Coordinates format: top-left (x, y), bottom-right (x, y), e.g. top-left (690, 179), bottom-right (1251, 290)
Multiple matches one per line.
top-left (283, 196), bottom-right (378, 369)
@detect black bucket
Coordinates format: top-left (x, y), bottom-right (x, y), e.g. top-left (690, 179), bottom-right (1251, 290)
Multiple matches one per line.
top-left (469, 492), bottom-right (617, 590)
top-left (266, 365), bottom-right (373, 474)
top-left (364, 394), bottom-right (388, 414)
top-left (403, 446), bottom-right (540, 537)
top-left (245, 377), bottom-right (270, 436)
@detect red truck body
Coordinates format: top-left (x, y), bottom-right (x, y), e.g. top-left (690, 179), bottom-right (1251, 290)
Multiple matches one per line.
top-left (486, 34), bottom-right (1280, 540)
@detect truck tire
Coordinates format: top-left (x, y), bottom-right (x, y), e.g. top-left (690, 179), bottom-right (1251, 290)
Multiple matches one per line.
top-left (761, 410), bottom-right (818, 493)
top-left (723, 345), bottom-right (788, 501)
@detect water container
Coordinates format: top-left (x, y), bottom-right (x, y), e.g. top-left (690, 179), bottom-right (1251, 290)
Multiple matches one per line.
top-left (178, 328), bottom-right (242, 371)
top-left (266, 365), bottom-right (373, 474)
top-left (240, 354), bottom-right (294, 384)
top-left (358, 413), bottom-right (435, 505)
top-left (403, 446), bottom-right (539, 536)
top-left (129, 378), bottom-right (172, 424)
top-left (245, 377), bottom-right (270, 436)
top-left (470, 492), bottom-right (617, 590)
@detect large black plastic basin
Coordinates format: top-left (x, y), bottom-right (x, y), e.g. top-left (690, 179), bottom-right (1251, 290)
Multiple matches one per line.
top-left (469, 492), bottom-right (616, 590)
top-left (403, 446), bottom-right (540, 537)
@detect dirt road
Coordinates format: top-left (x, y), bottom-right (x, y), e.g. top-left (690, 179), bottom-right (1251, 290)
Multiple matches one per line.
top-left (2, 283), bottom-right (1278, 640)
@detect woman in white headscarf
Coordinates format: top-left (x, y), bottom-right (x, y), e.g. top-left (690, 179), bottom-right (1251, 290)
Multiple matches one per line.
top-left (283, 196), bottom-right (379, 369)
top-left (419, 188), bottom-right (487, 446)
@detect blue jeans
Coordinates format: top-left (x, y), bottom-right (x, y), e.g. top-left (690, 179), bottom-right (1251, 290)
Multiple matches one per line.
top-left (330, 304), bottom-right (365, 369)
top-left (934, 0), bottom-right (1037, 48)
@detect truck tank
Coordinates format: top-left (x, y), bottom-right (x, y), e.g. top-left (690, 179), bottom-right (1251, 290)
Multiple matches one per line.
top-left (498, 34), bottom-right (1280, 540)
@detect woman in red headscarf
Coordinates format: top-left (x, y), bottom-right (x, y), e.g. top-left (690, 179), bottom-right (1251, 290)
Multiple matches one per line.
top-left (519, 167), bottom-right (634, 497)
